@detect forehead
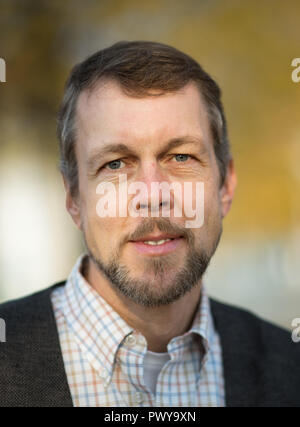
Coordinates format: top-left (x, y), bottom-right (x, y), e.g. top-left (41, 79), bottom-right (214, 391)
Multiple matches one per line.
top-left (75, 79), bottom-right (212, 154)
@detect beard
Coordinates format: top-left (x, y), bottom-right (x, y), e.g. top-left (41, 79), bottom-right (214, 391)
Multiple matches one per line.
top-left (84, 217), bottom-right (222, 308)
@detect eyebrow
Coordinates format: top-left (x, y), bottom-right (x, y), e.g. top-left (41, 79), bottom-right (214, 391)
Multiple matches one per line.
top-left (87, 135), bottom-right (206, 172)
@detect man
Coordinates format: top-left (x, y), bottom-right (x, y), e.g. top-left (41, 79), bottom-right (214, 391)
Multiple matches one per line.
top-left (0, 41), bottom-right (299, 407)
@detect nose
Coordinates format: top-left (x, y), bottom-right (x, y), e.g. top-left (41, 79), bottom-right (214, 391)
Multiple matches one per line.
top-left (133, 161), bottom-right (175, 216)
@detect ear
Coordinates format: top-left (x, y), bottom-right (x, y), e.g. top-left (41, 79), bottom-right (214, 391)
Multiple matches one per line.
top-left (62, 175), bottom-right (82, 230)
top-left (219, 158), bottom-right (237, 219)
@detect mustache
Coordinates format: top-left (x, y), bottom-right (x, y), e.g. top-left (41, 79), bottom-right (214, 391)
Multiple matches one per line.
top-left (124, 217), bottom-right (195, 246)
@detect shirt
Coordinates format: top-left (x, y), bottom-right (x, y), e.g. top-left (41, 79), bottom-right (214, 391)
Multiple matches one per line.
top-left (51, 254), bottom-right (225, 407)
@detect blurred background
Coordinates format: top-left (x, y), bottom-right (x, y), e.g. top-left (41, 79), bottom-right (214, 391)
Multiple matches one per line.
top-left (0, 0), bottom-right (299, 329)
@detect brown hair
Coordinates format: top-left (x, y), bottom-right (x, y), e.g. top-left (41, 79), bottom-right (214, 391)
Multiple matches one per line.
top-left (57, 41), bottom-right (231, 197)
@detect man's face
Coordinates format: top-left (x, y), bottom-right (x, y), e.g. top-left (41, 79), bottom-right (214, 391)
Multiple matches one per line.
top-left (66, 80), bottom-right (236, 307)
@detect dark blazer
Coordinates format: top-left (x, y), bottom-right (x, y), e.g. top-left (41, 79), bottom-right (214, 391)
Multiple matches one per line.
top-left (0, 282), bottom-right (299, 407)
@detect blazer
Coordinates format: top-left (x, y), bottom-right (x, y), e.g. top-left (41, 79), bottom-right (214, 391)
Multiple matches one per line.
top-left (0, 281), bottom-right (299, 407)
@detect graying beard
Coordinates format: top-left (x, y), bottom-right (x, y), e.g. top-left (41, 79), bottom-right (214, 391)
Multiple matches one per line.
top-left (87, 248), bottom-right (211, 308)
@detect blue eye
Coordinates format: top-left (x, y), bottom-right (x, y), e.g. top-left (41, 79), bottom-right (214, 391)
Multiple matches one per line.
top-left (107, 160), bottom-right (123, 170)
top-left (174, 154), bottom-right (190, 162)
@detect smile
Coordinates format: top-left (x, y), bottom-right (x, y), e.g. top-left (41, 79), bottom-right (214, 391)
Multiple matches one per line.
top-left (129, 236), bottom-right (184, 255)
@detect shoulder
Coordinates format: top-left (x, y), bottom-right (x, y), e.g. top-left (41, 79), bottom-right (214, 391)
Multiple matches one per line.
top-left (0, 282), bottom-right (66, 342)
top-left (210, 297), bottom-right (300, 370)
top-left (0, 281), bottom-right (72, 407)
top-left (210, 298), bottom-right (300, 406)
top-left (0, 282), bottom-right (66, 312)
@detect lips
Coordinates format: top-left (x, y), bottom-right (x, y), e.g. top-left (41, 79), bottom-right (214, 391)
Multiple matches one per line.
top-left (129, 235), bottom-right (184, 256)
top-left (130, 233), bottom-right (183, 242)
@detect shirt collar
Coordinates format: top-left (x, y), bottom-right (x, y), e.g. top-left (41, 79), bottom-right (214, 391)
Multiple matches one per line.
top-left (60, 254), bottom-right (133, 384)
top-left (59, 254), bottom-right (216, 383)
top-left (166, 281), bottom-right (213, 361)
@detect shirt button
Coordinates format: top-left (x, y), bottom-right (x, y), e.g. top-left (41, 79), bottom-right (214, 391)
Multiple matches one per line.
top-left (138, 335), bottom-right (146, 345)
top-left (135, 392), bottom-right (144, 404)
top-left (125, 334), bottom-right (136, 346)
top-left (100, 369), bottom-right (108, 379)
top-left (103, 378), bottom-right (110, 389)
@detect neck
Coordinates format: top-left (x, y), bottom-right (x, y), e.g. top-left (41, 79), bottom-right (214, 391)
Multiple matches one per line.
top-left (84, 257), bottom-right (202, 353)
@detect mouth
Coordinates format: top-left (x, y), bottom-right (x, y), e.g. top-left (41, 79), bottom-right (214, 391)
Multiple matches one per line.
top-left (129, 235), bottom-right (185, 256)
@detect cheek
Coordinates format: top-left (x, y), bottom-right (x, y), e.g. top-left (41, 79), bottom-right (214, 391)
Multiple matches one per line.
top-left (181, 179), bottom-right (220, 221)
top-left (84, 186), bottom-right (131, 252)
top-left (193, 181), bottom-right (222, 245)
top-left (84, 215), bottom-right (121, 261)
top-left (79, 187), bottom-right (109, 247)
top-left (205, 183), bottom-right (222, 223)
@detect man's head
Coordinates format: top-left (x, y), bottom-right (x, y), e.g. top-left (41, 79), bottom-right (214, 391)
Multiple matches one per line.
top-left (57, 41), bottom-right (236, 308)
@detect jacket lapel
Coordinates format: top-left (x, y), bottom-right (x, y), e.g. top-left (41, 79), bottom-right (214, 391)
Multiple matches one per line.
top-left (210, 298), bottom-right (261, 407)
top-left (33, 282), bottom-right (74, 407)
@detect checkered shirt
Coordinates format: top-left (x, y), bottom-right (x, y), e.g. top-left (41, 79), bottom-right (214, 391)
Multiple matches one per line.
top-left (51, 255), bottom-right (225, 407)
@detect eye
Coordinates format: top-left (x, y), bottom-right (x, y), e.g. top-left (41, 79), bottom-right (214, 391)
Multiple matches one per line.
top-left (105, 159), bottom-right (125, 170)
top-left (173, 154), bottom-right (191, 162)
